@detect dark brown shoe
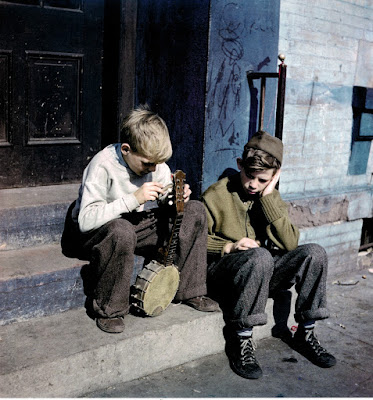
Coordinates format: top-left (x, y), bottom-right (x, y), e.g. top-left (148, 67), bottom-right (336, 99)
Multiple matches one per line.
top-left (183, 296), bottom-right (220, 312)
top-left (96, 317), bottom-right (125, 333)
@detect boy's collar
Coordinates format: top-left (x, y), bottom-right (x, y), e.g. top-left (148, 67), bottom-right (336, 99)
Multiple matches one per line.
top-left (115, 143), bottom-right (127, 166)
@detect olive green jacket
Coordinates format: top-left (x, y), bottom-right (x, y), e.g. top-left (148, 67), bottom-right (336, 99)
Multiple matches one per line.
top-left (201, 173), bottom-right (299, 257)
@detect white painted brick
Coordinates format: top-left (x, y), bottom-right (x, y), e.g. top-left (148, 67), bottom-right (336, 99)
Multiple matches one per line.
top-left (282, 141), bottom-right (304, 152)
top-left (279, 180), bottom-right (306, 194)
top-left (324, 45), bottom-right (358, 63)
top-left (286, 66), bottom-right (319, 82)
top-left (288, 0), bottom-right (372, 30)
top-left (313, 0), bottom-right (371, 18)
top-left (278, 40), bottom-right (290, 53)
top-left (280, 172), bottom-right (306, 185)
top-left (279, 0), bottom-right (371, 196)
top-left (289, 40), bottom-right (358, 63)
top-left (304, 177), bottom-right (334, 191)
top-left (323, 60), bottom-right (356, 75)
top-left (299, 220), bottom-right (363, 243)
top-left (280, 1), bottom-right (308, 16)
top-left (282, 156), bottom-right (308, 168)
top-left (320, 108), bottom-right (353, 130)
top-left (281, 2), bottom-right (366, 39)
top-left (325, 241), bottom-right (359, 256)
top-left (348, 191), bottom-right (373, 219)
top-left (364, 29), bottom-right (373, 41)
top-left (303, 179), bottom-right (323, 191)
top-left (331, 23), bottom-right (365, 40)
top-left (339, 12), bottom-right (373, 31)
top-left (280, 11), bottom-right (309, 30)
top-left (328, 220), bottom-right (362, 235)
top-left (341, 175), bottom-right (370, 186)
top-left (283, 27), bottom-right (357, 50)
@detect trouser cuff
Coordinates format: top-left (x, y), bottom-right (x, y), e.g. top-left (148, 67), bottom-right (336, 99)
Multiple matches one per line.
top-left (228, 312), bottom-right (268, 330)
top-left (92, 299), bottom-right (130, 319)
top-left (295, 307), bottom-right (329, 323)
top-left (174, 283), bottom-right (207, 301)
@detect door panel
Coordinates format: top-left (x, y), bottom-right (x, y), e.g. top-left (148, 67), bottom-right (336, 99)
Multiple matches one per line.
top-left (26, 52), bottom-right (82, 145)
top-left (0, 0), bottom-right (104, 188)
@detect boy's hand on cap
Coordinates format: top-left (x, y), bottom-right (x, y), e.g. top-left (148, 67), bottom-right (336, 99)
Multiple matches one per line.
top-left (261, 168), bottom-right (281, 197)
top-left (134, 182), bottom-right (164, 205)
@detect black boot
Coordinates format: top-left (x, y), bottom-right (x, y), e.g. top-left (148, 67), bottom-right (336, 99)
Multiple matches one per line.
top-left (292, 326), bottom-right (336, 368)
top-left (224, 327), bottom-right (263, 379)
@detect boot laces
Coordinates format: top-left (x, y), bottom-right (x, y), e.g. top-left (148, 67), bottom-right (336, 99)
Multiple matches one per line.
top-left (239, 337), bottom-right (257, 365)
top-left (305, 330), bottom-right (327, 356)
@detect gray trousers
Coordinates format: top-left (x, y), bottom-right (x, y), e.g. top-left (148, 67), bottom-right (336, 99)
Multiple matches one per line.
top-left (207, 244), bottom-right (330, 329)
top-left (62, 200), bottom-right (208, 319)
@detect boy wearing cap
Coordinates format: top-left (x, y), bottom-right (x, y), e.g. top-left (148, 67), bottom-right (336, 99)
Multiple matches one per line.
top-left (201, 131), bottom-right (336, 379)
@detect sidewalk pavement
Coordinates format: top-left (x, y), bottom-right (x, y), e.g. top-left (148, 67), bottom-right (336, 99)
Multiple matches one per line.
top-left (84, 267), bottom-right (373, 398)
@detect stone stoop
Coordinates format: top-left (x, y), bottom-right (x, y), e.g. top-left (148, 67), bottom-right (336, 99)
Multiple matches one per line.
top-left (0, 184), bottom-right (80, 325)
top-left (0, 243), bottom-right (146, 326)
top-left (0, 184), bottom-right (291, 397)
top-left (0, 304), bottom-right (223, 398)
top-left (0, 244), bottom-right (86, 325)
top-left (0, 184), bottom-right (80, 252)
top-left (0, 297), bottom-right (279, 398)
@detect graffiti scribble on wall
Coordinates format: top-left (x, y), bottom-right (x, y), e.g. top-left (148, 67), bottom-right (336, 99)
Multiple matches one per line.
top-left (203, 0), bottom-right (280, 191)
top-left (207, 2), bottom-right (243, 148)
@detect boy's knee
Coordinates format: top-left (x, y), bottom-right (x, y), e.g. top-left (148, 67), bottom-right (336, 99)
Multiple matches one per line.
top-left (105, 219), bottom-right (136, 248)
top-left (249, 247), bottom-right (273, 265)
top-left (183, 200), bottom-right (207, 226)
top-left (185, 200), bottom-right (206, 216)
top-left (240, 247), bottom-right (274, 276)
top-left (299, 243), bottom-right (328, 264)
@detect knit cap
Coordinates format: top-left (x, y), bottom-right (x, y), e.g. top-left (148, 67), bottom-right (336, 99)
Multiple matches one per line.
top-left (244, 131), bottom-right (283, 164)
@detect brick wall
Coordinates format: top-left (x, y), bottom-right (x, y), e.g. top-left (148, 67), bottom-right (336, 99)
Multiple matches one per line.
top-left (278, 0), bottom-right (373, 274)
top-left (279, 0), bottom-right (373, 195)
top-left (298, 220), bottom-right (363, 277)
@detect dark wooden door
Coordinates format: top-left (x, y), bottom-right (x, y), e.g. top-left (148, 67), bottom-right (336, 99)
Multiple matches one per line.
top-left (0, 0), bottom-right (104, 188)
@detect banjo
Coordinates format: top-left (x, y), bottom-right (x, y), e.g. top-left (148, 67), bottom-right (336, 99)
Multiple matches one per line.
top-left (130, 170), bottom-right (186, 317)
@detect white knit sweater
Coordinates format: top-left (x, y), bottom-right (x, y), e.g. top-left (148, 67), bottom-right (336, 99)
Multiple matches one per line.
top-left (72, 143), bottom-right (172, 233)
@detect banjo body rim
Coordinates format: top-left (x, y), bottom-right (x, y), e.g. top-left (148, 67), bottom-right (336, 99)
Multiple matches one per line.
top-left (131, 260), bottom-right (180, 317)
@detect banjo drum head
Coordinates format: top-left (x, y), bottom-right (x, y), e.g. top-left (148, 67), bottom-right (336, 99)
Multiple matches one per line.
top-left (132, 261), bottom-right (180, 317)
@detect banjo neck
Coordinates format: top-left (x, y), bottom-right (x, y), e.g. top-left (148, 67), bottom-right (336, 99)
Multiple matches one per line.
top-left (131, 171), bottom-right (185, 317)
top-left (160, 170), bottom-right (185, 267)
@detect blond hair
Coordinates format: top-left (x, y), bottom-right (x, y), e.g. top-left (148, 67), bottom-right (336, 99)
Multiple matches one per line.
top-left (120, 104), bottom-right (172, 163)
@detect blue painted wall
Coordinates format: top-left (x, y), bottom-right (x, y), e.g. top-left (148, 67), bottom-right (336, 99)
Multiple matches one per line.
top-left (202, 0), bottom-right (280, 193)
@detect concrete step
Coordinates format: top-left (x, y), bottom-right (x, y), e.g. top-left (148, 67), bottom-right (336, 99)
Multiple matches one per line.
top-left (0, 243), bottom-right (145, 325)
top-left (0, 182), bottom-right (293, 397)
top-left (0, 244), bottom-right (86, 325)
top-left (0, 297), bottom-right (281, 397)
top-left (0, 184), bottom-right (79, 251)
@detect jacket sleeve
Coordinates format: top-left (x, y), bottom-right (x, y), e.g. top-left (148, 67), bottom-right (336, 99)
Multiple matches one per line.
top-left (260, 191), bottom-right (299, 251)
top-left (78, 162), bottom-right (172, 233)
top-left (201, 197), bottom-right (233, 257)
top-left (78, 180), bottom-right (139, 233)
top-left (77, 161), bottom-right (140, 233)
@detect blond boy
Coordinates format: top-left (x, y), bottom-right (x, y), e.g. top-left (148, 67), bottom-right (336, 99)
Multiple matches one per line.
top-left (62, 105), bottom-right (219, 333)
